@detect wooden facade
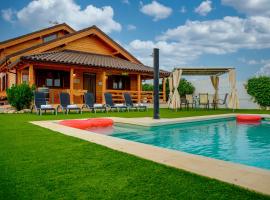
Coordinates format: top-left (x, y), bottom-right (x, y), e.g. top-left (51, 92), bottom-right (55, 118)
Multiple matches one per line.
top-left (0, 24), bottom-right (168, 104)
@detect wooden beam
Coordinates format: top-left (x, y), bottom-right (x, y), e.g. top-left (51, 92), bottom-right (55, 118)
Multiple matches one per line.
top-left (28, 64), bottom-right (34, 86)
top-left (101, 71), bottom-right (106, 104)
top-left (70, 67), bottom-right (74, 104)
top-left (137, 74), bottom-right (141, 103)
top-left (162, 78), bottom-right (166, 102)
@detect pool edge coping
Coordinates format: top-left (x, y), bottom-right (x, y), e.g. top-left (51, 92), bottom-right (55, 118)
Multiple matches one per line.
top-left (30, 113), bottom-right (270, 196)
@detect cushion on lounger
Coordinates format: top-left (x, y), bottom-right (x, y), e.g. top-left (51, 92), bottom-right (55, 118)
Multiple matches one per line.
top-left (41, 105), bottom-right (53, 109)
top-left (115, 103), bottom-right (125, 107)
top-left (94, 104), bottom-right (103, 108)
top-left (67, 104), bottom-right (79, 109)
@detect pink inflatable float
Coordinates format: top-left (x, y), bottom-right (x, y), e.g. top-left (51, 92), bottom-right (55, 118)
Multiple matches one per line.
top-left (60, 118), bottom-right (114, 130)
top-left (236, 115), bottom-right (261, 124)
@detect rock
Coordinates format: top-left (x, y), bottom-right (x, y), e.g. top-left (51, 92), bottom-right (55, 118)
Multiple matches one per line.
top-left (17, 110), bottom-right (25, 114)
top-left (23, 109), bottom-right (31, 113)
top-left (7, 110), bottom-right (16, 114)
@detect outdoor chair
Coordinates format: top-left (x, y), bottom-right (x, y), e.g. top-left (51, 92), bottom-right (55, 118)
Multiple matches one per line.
top-left (212, 93), bottom-right (229, 109)
top-left (33, 92), bottom-right (57, 115)
top-left (58, 92), bottom-right (82, 114)
top-left (199, 93), bottom-right (210, 109)
top-left (185, 94), bottom-right (196, 109)
top-left (123, 92), bottom-right (147, 111)
top-left (104, 92), bottom-right (128, 112)
top-left (82, 92), bottom-right (105, 113)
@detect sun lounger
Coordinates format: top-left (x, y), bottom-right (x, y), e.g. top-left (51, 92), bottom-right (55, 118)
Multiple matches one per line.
top-left (58, 92), bottom-right (82, 114)
top-left (123, 92), bottom-right (147, 111)
top-left (104, 92), bottom-right (128, 112)
top-left (82, 92), bottom-right (105, 113)
top-left (33, 92), bottom-right (57, 115)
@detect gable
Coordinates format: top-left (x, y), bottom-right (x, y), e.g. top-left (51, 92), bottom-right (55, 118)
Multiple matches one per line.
top-left (63, 35), bottom-right (115, 56)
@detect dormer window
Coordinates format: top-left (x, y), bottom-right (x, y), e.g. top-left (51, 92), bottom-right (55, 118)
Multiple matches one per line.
top-left (43, 34), bottom-right (57, 43)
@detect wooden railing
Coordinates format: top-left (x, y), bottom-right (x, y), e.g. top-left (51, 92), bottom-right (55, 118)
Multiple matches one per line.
top-left (106, 89), bottom-right (165, 103)
top-left (49, 89), bottom-right (86, 104)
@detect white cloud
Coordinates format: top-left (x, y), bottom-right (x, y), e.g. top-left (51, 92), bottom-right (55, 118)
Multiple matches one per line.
top-left (128, 16), bottom-right (270, 69)
top-left (1, 8), bottom-right (16, 22)
top-left (180, 6), bottom-right (186, 14)
top-left (194, 0), bottom-right (212, 16)
top-left (140, 1), bottom-right (172, 21)
top-left (1, 0), bottom-right (121, 33)
top-left (256, 63), bottom-right (270, 76)
top-left (127, 24), bottom-right (136, 31)
top-left (222, 0), bottom-right (270, 17)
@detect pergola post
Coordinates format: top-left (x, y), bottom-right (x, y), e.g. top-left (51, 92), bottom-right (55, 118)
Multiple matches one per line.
top-left (137, 74), bottom-right (141, 103)
top-left (29, 64), bottom-right (34, 86)
top-left (70, 67), bottom-right (74, 104)
top-left (162, 78), bottom-right (166, 102)
top-left (101, 71), bottom-right (106, 104)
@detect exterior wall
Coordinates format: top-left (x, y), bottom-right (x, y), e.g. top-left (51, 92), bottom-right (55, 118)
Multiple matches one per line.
top-left (63, 35), bottom-right (114, 55)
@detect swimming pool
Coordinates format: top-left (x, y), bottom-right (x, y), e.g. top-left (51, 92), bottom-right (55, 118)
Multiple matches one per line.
top-left (90, 117), bottom-right (270, 170)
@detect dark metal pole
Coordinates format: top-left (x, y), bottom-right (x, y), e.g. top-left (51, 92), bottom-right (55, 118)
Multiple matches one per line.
top-left (153, 48), bottom-right (160, 119)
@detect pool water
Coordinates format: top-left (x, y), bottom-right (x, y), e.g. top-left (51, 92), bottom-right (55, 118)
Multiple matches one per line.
top-left (90, 118), bottom-right (270, 170)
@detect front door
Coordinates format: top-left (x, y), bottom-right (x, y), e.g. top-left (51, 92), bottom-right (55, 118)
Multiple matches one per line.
top-left (83, 73), bottom-right (96, 100)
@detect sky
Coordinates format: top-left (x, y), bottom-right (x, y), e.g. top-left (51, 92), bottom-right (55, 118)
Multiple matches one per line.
top-left (1, 0), bottom-right (270, 81)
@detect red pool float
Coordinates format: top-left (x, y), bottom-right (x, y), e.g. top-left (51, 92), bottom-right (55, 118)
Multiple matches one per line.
top-left (236, 115), bottom-right (261, 124)
top-left (59, 118), bottom-right (114, 130)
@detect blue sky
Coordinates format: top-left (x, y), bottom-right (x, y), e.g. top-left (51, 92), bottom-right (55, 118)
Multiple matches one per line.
top-left (1, 0), bottom-right (270, 81)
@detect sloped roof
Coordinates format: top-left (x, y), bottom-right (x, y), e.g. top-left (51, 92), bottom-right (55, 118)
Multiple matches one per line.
top-left (20, 50), bottom-right (169, 76)
top-left (0, 23), bottom-right (74, 48)
top-left (0, 25), bottom-right (141, 67)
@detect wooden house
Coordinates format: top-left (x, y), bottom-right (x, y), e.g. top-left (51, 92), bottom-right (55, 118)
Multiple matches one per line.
top-left (0, 23), bottom-right (169, 104)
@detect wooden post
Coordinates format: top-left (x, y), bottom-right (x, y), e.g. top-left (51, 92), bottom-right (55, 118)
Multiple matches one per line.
top-left (101, 71), bottom-right (106, 104)
top-left (17, 70), bottom-right (22, 84)
top-left (29, 64), bottom-right (34, 86)
top-left (70, 67), bottom-right (74, 104)
top-left (162, 78), bottom-right (166, 102)
top-left (137, 74), bottom-right (141, 103)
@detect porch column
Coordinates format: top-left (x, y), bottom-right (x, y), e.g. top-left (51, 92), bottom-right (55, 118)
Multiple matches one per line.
top-left (17, 69), bottom-right (22, 84)
top-left (70, 67), bottom-right (74, 104)
top-left (162, 78), bottom-right (166, 102)
top-left (101, 71), bottom-right (106, 104)
top-left (137, 74), bottom-right (141, 103)
top-left (29, 64), bottom-right (34, 86)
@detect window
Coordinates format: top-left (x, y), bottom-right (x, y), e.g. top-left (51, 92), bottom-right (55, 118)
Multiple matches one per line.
top-left (36, 69), bottom-right (70, 88)
top-left (22, 74), bottom-right (29, 83)
top-left (43, 34), bottom-right (57, 43)
top-left (107, 75), bottom-right (130, 90)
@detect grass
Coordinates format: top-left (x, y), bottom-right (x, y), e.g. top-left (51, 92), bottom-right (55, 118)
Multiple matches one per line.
top-left (0, 108), bottom-right (269, 199)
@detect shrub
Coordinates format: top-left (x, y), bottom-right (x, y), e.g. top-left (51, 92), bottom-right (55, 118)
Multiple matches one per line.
top-left (246, 76), bottom-right (270, 108)
top-left (6, 83), bottom-right (35, 111)
top-left (178, 78), bottom-right (195, 97)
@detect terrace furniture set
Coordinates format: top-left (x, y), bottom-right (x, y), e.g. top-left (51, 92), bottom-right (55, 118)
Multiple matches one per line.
top-left (32, 92), bottom-right (147, 115)
top-left (180, 93), bottom-right (228, 110)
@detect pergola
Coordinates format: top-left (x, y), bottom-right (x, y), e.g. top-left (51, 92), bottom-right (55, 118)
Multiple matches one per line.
top-left (168, 67), bottom-right (239, 110)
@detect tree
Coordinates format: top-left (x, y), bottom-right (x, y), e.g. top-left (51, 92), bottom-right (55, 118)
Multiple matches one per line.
top-left (6, 83), bottom-right (35, 111)
top-left (246, 76), bottom-right (270, 108)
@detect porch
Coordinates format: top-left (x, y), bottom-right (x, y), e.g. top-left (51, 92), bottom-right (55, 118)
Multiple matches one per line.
top-left (16, 64), bottom-right (167, 105)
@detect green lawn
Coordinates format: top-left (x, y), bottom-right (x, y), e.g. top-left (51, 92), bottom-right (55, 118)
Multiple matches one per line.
top-left (0, 109), bottom-right (269, 199)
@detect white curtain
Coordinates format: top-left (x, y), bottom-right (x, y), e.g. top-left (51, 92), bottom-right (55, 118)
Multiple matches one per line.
top-left (210, 75), bottom-right (219, 104)
top-left (167, 75), bottom-right (173, 107)
top-left (170, 69), bottom-right (182, 109)
top-left (228, 69), bottom-right (239, 109)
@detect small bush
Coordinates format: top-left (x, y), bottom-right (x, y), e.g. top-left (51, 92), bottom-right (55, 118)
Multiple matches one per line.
top-left (6, 83), bottom-right (35, 111)
top-left (246, 76), bottom-right (270, 108)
